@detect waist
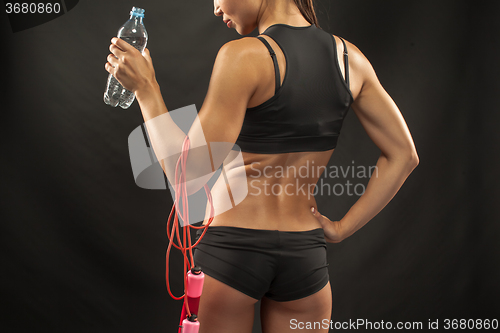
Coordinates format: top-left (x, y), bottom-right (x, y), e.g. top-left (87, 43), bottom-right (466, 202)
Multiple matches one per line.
top-left (203, 192), bottom-right (321, 231)
top-left (196, 225), bottom-right (326, 249)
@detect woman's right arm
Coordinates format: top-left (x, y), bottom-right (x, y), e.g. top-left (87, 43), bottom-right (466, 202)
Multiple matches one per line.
top-left (314, 41), bottom-right (419, 243)
top-left (107, 37), bottom-right (261, 194)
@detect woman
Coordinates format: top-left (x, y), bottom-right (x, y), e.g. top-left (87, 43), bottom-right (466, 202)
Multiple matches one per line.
top-left (105, 0), bottom-right (419, 332)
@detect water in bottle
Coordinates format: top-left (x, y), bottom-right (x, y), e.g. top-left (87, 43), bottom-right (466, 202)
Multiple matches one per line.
top-left (104, 7), bottom-right (148, 109)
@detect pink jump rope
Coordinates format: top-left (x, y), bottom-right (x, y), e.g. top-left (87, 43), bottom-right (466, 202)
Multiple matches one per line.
top-left (165, 136), bottom-right (214, 333)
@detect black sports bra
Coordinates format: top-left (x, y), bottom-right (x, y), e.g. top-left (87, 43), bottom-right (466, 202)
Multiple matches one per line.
top-left (235, 23), bottom-right (353, 154)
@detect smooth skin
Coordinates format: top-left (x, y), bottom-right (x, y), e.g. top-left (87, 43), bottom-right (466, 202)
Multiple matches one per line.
top-left (105, 0), bottom-right (419, 332)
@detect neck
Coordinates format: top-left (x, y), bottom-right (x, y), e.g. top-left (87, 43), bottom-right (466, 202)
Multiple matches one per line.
top-left (257, 0), bottom-right (311, 34)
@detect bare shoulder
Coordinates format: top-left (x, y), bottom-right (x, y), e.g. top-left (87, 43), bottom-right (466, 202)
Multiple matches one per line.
top-left (216, 37), bottom-right (269, 63)
top-left (210, 37), bottom-right (269, 98)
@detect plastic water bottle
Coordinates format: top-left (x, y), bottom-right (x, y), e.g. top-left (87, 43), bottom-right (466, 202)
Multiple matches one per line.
top-left (104, 7), bottom-right (148, 109)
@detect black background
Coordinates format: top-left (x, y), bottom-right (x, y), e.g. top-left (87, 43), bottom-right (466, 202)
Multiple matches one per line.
top-left (1, 0), bottom-right (499, 332)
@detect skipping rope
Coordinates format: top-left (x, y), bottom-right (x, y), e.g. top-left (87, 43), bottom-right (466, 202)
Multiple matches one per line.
top-left (165, 136), bottom-right (214, 333)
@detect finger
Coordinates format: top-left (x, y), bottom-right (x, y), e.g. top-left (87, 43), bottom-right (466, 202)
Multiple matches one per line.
top-left (107, 53), bottom-right (119, 67)
top-left (111, 37), bottom-right (132, 52)
top-left (143, 48), bottom-right (154, 68)
top-left (109, 43), bottom-right (124, 59)
top-left (310, 207), bottom-right (323, 223)
top-left (104, 62), bottom-right (114, 74)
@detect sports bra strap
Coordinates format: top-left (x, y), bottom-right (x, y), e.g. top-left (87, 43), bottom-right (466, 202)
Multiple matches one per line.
top-left (337, 36), bottom-right (350, 89)
top-left (256, 36), bottom-right (281, 94)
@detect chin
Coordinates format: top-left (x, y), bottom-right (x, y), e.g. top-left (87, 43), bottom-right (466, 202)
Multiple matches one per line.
top-left (236, 24), bottom-right (256, 36)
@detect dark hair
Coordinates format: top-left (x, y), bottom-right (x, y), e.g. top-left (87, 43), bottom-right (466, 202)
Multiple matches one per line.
top-left (293, 0), bottom-right (320, 29)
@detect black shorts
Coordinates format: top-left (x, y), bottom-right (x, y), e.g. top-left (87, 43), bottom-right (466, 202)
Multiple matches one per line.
top-left (193, 226), bottom-right (329, 302)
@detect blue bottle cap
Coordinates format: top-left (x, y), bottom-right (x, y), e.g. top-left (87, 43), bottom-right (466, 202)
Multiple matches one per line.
top-left (130, 7), bottom-right (145, 18)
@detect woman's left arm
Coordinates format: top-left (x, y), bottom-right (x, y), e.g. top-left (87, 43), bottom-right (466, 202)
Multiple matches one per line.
top-left (313, 40), bottom-right (420, 243)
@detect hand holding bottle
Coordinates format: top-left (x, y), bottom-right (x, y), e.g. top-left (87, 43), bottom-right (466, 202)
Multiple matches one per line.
top-left (104, 7), bottom-right (149, 109)
top-left (105, 38), bottom-right (155, 94)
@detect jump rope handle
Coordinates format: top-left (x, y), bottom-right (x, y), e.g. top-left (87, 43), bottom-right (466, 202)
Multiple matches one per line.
top-left (187, 266), bottom-right (204, 298)
top-left (178, 267), bottom-right (204, 333)
top-left (181, 315), bottom-right (200, 333)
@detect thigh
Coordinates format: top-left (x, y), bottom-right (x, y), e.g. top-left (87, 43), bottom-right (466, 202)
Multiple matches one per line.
top-left (198, 274), bottom-right (259, 333)
top-left (260, 282), bottom-right (332, 333)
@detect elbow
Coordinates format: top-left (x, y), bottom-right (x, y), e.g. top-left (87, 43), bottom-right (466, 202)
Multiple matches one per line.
top-left (383, 148), bottom-right (419, 172)
top-left (404, 149), bottom-right (419, 174)
top-left (409, 149), bottom-right (419, 169)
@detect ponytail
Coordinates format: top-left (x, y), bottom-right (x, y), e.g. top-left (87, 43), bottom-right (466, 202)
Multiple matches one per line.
top-left (293, 0), bottom-right (320, 29)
